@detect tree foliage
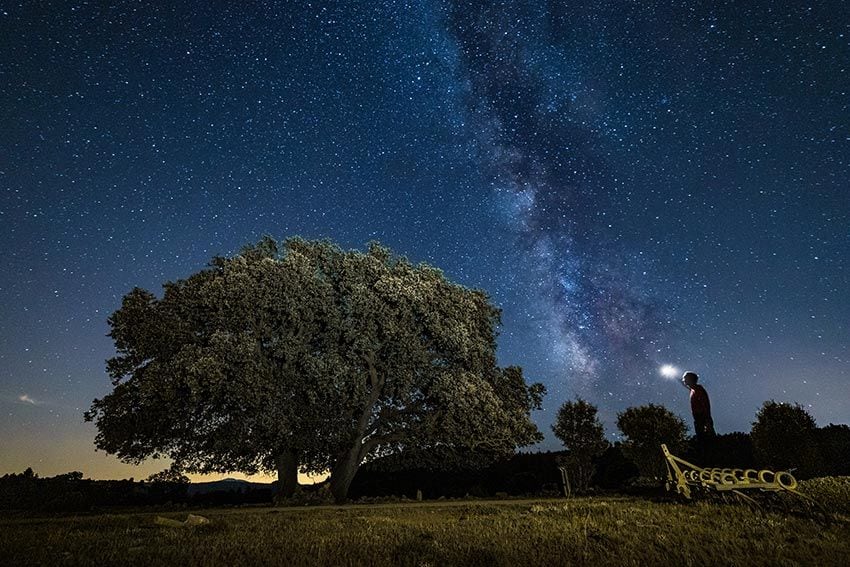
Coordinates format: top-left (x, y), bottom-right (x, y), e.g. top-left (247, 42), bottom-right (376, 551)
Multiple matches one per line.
top-left (616, 404), bottom-right (687, 478)
top-left (751, 401), bottom-right (819, 477)
top-left (87, 237), bottom-right (545, 501)
top-left (86, 237), bottom-right (334, 496)
top-left (552, 398), bottom-right (609, 492)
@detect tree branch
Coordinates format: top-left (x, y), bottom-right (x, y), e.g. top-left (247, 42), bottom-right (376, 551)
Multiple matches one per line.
top-left (358, 432), bottom-right (407, 460)
top-left (353, 350), bottom-right (384, 444)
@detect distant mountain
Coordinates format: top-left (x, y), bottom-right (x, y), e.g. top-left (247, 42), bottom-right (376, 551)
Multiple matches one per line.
top-left (187, 478), bottom-right (274, 495)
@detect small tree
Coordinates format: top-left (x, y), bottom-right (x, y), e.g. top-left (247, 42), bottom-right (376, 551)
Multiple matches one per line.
top-left (616, 404), bottom-right (687, 478)
top-left (751, 401), bottom-right (819, 477)
top-left (552, 399), bottom-right (608, 492)
top-left (51, 471), bottom-right (84, 482)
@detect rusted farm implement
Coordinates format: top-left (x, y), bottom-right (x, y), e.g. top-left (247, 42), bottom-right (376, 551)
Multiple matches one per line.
top-left (661, 444), bottom-right (828, 519)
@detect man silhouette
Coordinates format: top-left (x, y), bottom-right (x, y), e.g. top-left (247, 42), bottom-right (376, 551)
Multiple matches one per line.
top-left (682, 371), bottom-right (715, 444)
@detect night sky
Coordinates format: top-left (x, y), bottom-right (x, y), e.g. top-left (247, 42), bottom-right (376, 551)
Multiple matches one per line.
top-left (2, 1), bottom-right (848, 480)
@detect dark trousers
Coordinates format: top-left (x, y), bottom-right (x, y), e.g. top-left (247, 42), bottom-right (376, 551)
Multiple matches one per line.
top-left (694, 415), bottom-right (716, 462)
top-left (694, 415), bottom-right (716, 440)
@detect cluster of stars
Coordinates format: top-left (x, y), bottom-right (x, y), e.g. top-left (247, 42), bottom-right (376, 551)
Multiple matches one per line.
top-left (0, 1), bottom-right (847, 477)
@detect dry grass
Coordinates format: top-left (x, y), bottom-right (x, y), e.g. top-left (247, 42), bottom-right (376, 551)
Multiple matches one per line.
top-left (1, 496), bottom-right (848, 566)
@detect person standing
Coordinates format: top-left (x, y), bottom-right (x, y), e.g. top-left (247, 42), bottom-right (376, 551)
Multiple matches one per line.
top-left (681, 371), bottom-right (715, 444)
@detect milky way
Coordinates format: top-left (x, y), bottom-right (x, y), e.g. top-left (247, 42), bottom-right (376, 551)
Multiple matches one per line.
top-left (443, 1), bottom-right (675, 391)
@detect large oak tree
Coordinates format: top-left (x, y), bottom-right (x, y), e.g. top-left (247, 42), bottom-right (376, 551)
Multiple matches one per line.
top-left (87, 237), bottom-right (544, 501)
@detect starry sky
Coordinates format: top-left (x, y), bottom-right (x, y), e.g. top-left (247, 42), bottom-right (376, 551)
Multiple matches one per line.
top-left (1, 1), bottom-right (848, 480)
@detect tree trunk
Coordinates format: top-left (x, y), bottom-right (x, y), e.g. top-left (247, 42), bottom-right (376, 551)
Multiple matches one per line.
top-left (275, 448), bottom-right (298, 499)
top-left (329, 351), bottom-right (384, 503)
top-left (329, 445), bottom-right (362, 503)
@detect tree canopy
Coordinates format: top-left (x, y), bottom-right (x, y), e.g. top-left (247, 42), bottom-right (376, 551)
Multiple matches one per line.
top-left (87, 237), bottom-right (545, 501)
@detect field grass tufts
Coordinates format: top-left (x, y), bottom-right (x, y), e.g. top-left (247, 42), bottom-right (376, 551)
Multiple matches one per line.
top-left (1, 496), bottom-right (848, 566)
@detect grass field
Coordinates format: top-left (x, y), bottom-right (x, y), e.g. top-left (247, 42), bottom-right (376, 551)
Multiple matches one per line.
top-left (2, 496), bottom-right (848, 566)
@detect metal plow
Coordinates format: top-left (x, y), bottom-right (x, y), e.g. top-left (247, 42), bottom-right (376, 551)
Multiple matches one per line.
top-left (661, 444), bottom-right (828, 520)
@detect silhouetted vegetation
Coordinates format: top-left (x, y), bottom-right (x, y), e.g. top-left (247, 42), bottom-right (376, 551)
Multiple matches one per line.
top-left (591, 445), bottom-right (641, 489)
top-left (816, 424), bottom-right (850, 477)
top-left (752, 400), bottom-right (820, 478)
top-left (349, 451), bottom-right (567, 499)
top-left (687, 431), bottom-right (756, 469)
top-left (0, 471), bottom-right (272, 513)
top-left (551, 398), bottom-right (609, 493)
top-left (616, 404), bottom-right (688, 477)
top-left (5, 400), bottom-right (849, 513)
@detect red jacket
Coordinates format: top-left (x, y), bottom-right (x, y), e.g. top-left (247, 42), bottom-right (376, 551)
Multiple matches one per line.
top-left (690, 385), bottom-right (711, 418)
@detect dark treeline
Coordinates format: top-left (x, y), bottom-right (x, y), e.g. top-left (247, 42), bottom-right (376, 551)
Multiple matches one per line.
top-left (0, 451), bottom-right (631, 512)
top-left (349, 448), bottom-right (639, 500)
top-left (0, 471), bottom-right (273, 513)
top-left (352, 423), bottom-right (850, 499)
top-left (4, 412), bottom-right (848, 512)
